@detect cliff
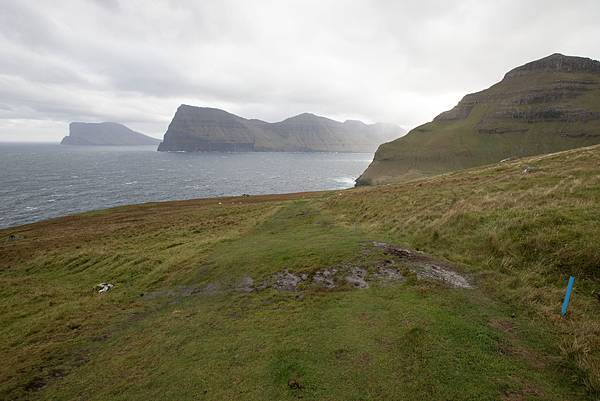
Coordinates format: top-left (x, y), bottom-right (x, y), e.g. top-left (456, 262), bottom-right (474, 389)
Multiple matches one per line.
top-left (61, 122), bottom-right (160, 146)
top-left (357, 53), bottom-right (600, 185)
top-left (157, 105), bottom-right (405, 152)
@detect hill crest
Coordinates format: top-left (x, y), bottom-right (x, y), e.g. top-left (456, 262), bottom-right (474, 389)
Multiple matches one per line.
top-left (357, 53), bottom-right (600, 185)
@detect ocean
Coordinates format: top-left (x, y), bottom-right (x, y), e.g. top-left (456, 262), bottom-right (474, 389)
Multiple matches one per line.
top-left (0, 143), bottom-right (373, 229)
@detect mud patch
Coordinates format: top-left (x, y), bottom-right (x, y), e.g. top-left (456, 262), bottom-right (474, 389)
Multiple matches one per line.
top-left (502, 382), bottom-right (544, 401)
top-left (373, 242), bottom-right (472, 288)
top-left (24, 377), bottom-right (46, 392)
top-left (144, 242), bottom-right (469, 304)
top-left (373, 266), bottom-right (404, 282)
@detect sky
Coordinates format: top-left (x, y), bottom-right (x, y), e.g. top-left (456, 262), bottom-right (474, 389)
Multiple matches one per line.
top-left (1, 0), bottom-right (599, 142)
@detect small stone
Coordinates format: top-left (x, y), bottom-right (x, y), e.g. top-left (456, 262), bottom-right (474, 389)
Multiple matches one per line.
top-left (95, 283), bottom-right (114, 293)
top-left (345, 267), bottom-right (369, 289)
top-left (313, 269), bottom-right (336, 288)
top-left (288, 379), bottom-right (303, 390)
top-left (273, 270), bottom-right (303, 291)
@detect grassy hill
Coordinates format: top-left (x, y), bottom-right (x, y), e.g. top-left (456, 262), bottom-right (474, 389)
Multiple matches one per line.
top-left (357, 54), bottom-right (600, 185)
top-left (1, 145), bottom-right (600, 400)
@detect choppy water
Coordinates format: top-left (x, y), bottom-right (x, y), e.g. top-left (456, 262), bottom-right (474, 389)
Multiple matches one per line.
top-left (0, 143), bottom-right (373, 229)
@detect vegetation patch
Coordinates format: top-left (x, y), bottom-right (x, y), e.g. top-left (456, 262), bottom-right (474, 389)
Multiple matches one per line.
top-left (1, 147), bottom-right (600, 400)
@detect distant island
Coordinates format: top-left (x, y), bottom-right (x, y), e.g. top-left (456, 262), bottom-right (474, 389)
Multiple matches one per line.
top-left (157, 105), bottom-right (405, 153)
top-left (61, 122), bottom-right (161, 146)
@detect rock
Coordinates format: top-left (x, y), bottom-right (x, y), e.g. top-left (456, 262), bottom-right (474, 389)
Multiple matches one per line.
top-left (287, 379), bottom-right (304, 390)
top-left (61, 122), bottom-right (160, 146)
top-left (373, 266), bottom-right (404, 282)
top-left (273, 270), bottom-right (304, 291)
top-left (313, 268), bottom-right (337, 288)
top-left (345, 267), bottom-right (369, 289)
top-left (522, 165), bottom-right (538, 174)
top-left (417, 264), bottom-right (472, 289)
top-left (374, 242), bottom-right (473, 289)
top-left (94, 283), bottom-right (114, 293)
top-left (157, 105), bottom-right (405, 153)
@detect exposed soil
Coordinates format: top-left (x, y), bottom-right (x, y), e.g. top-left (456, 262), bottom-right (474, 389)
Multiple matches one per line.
top-left (272, 270), bottom-right (306, 291)
top-left (313, 268), bottom-right (337, 288)
top-left (501, 382), bottom-right (545, 401)
top-left (345, 266), bottom-right (369, 289)
top-left (373, 242), bottom-right (473, 288)
top-left (144, 242), bottom-right (472, 302)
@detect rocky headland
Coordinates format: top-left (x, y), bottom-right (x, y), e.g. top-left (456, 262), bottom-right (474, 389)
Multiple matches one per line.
top-left (61, 122), bottom-right (160, 146)
top-left (157, 105), bottom-right (405, 152)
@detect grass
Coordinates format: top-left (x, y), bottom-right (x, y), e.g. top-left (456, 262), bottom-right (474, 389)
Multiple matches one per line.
top-left (357, 70), bottom-right (600, 185)
top-left (1, 146), bottom-right (600, 400)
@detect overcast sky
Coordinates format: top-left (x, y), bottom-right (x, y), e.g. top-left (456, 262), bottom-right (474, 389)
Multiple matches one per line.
top-left (1, 0), bottom-right (599, 142)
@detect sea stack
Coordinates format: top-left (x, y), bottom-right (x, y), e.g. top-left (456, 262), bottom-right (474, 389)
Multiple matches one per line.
top-left (61, 122), bottom-right (160, 146)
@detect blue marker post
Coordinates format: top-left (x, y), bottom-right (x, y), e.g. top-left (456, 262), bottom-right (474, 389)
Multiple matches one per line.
top-left (561, 276), bottom-right (575, 317)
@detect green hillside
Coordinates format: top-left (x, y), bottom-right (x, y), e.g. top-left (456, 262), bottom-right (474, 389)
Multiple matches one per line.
top-left (357, 54), bottom-right (600, 185)
top-left (2, 145), bottom-right (600, 400)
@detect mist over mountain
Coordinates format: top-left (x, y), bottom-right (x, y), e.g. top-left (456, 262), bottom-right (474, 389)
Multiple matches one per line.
top-left (61, 122), bottom-right (160, 146)
top-left (157, 105), bottom-right (405, 153)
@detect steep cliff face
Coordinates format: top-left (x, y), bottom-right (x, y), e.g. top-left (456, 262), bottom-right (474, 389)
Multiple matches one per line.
top-left (61, 122), bottom-right (160, 146)
top-left (357, 54), bottom-right (600, 185)
top-left (157, 105), bottom-right (405, 152)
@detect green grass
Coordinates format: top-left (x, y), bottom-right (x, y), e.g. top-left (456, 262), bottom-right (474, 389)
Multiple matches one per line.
top-left (357, 70), bottom-right (600, 185)
top-left (1, 147), bottom-right (600, 400)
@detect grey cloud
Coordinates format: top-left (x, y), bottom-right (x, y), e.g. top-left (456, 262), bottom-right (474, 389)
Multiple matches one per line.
top-left (0, 0), bottom-right (599, 141)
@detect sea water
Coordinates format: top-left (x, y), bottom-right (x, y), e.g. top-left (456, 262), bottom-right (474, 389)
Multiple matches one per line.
top-left (0, 143), bottom-right (373, 228)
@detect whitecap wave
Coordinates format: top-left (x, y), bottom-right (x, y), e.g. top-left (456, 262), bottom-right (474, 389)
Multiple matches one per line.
top-left (333, 177), bottom-right (356, 186)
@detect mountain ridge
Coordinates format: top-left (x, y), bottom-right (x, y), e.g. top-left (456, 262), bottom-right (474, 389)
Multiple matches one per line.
top-left (157, 105), bottom-right (405, 152)
top-left (357, 53), bottom-right (600, 185)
